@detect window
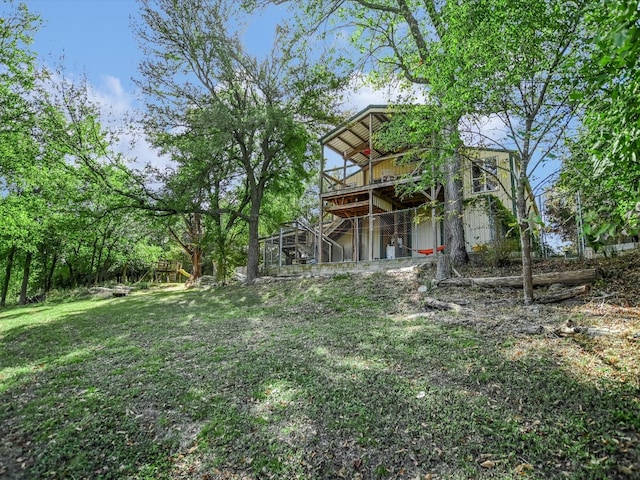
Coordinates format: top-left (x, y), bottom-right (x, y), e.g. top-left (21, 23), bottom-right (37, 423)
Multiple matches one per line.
top-left (472, 157), bottom-right (499, 193)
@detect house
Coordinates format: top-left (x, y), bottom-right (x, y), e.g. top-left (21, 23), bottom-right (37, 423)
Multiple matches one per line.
top-left (262, 105), bottom-right (533, 272)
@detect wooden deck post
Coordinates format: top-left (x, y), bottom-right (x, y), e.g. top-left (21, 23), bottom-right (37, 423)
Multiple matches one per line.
top-left (279, 227), bottom-right (284, 267)
top-left (368, 112), bottom-right (374, 261)
top-left (318, 141), bottom-right (324, 264)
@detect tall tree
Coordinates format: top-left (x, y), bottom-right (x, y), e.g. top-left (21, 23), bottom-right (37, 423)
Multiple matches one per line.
top-left (0, 0), bottom-right (39, 128)
top-left (134, 0), bottom-right (340, 283)
top-left (277, 0), bottom-right (470, 267)
top-left (148, 106), bottom-right (252, 283)
top-left (426, 0), bottom-right (591, 304)
top-left (558, 0), bottom-right (640, 247)
top-left (0, 0), bottom-right (41, 304)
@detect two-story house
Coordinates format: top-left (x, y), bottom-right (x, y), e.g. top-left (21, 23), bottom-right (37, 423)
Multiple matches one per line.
top-left (262, 105), bottom-right (532, 271)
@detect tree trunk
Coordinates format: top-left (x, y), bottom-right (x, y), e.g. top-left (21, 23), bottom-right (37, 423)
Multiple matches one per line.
top-left (537, 284), bottom-right (590, 304)
top-left (67, 241), bottom-right (82, 287)
top-left (19, 251), bottom-right (33, 305)
top-left (435, 251), bottom-right (452, 281)
top-left (214, 237), bottom-right (228, 284)
top-left (88, 237), bottom-right (98, 283)
top-left (93, 237), bottom-right (105, 286)
top-left (46, 253), bottom-right (58, 292)
top-left (67, 261), bottom-right (76, 287)
top-left (191, 246), bottom-right (203, 279)
top-left (40, 248), bottom-right (49, 292)
top-left (516, 162), bottom-right (534, 305)
top-left (445, 149), bottom-right (469, 266)
top-left (1, 245), bottom-right (17, 307)
top-left (209, 179), bottom-right (228, 284)
top-left (189, 213), bottom-right (203, 280)
top-left (246, 202), bottom-right (261, 284)
top-left (423, 296), bottom-right (474, 314)
top-left (213, 234), bottom-right (228, 284)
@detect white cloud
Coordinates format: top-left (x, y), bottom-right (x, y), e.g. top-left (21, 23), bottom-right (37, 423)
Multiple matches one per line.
top-left (341, 74), bottom-right (428, 113)
top-left (459, 114), bottom-right (511, 150)
top-left (89, 75), bottom-right (132, 117)
top-left (83, 75), bottom-right (172, 171)
top-left (38, 69), bottom-right (167, 171)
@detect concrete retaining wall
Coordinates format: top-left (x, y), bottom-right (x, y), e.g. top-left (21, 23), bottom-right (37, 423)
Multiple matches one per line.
top-left (265, 256), bottom-right (437, 277)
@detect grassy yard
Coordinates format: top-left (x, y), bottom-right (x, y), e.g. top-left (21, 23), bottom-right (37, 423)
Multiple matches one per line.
top-left (1, 272), bottom-right (638, 479)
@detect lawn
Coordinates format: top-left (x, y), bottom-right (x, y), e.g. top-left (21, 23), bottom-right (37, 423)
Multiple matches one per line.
top-left (1, 271), bottom-right (638, 479)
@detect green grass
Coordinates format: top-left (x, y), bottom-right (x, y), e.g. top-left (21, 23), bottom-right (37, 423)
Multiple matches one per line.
top-left (1, 274), bottom-right (638, 479)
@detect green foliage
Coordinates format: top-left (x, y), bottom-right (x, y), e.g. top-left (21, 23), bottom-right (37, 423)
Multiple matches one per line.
top-left (485, 237), bottom-right (520, 268)
top-left (135, 0), bottom-right (342, 282)
top-left (544, 185), bottom-right (579, 245)
top-left (558, 0), bottom-right (640, 249)
top-left (374, 104), bottom-right (456, 190)
top-left (0, 29), bottom-right (169, 300)
top-left (466, 194), bottom-right (520, 267)
top-left (0, 1), bottom-right (40, 127)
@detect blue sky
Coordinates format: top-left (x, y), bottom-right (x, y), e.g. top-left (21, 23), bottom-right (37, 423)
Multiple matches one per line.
top-left (27, 0), bottom-right (293, 91)
top-left (24, 1), bottom-right (305, 164)
top-left (28, 0), bottom-right (141, 93)
top-left (27, 0), bottom-right (297, 101)
top-left (24, 0), bottom-right (389, 166)
top-left (22, 0), bottom-right (554, 195)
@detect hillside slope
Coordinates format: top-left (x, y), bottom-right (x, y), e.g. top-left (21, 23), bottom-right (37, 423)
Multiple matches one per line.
top-left (0, 254), bottom-right (638, 479)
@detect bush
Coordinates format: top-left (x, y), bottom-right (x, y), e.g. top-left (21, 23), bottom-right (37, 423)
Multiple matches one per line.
top-left (486, 237), bottom-right (520, 267)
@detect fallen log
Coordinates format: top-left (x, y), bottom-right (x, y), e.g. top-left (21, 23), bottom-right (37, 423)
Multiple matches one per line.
top-left (537, 284), bottom-right (590, 304)
top-left (554, 325), bottom-right (620, 337)
top-left (438, 269), bottom-right (600, 288)
top-left (423, 297), bottom-right (474, 314)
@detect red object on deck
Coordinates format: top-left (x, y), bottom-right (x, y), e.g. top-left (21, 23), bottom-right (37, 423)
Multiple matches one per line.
top-left (416, 245), bottom-right (446, 256)
top-left (362, 148), bottom-right (371, 156)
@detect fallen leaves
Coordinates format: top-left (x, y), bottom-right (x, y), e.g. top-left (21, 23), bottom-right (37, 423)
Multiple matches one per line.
top-left (515, 462), bottom-right (534, 475)
top-left (617, 464), bottom-right (637, 476)
top-left (476, 455), bottom-right (535, 475)
top-left (479, 459), bottom-right (496, 468)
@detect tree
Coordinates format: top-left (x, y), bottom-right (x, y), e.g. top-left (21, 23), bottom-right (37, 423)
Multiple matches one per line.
top-left (0, 3), bottom-right (171, 301)
top-left (145, 105), bottom-right (252, 283)
top-left (277, 0), bottom-right (470, 267)
top-left (558, 0), bottom-right (640, 247)
top-left (0, 0), bottom-right (39, 127)
top-left (29, 70), bottom-right (168, 290)
top-left (544, 184), bottom-right (579, 247)
top-left (426, 0), bottom-right (592, 304)
top-left (0, 0), bottom-right (42, 305)
top-left (134, 0), bottom-right (340, 283)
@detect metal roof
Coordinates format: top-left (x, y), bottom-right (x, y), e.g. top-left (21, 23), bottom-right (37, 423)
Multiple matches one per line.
top-left (320, 105), bottom-right (393, 167)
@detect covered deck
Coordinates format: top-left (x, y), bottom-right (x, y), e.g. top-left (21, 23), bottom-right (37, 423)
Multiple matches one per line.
top-left (318, 105), bottom-right (443, 262)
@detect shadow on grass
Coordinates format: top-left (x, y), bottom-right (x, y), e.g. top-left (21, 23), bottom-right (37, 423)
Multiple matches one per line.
top-left (1, 278), bottom-right (638, 480)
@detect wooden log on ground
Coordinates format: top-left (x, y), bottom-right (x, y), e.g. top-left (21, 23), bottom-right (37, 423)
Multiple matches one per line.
top-left (423, 297), bottom-right (474, 314)
top-left (537, 284), bottom-right (590, 304)
top-left (438, 269), bottom-right (600, 288)
top-left (554, 325), bottom-right (620, 337)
